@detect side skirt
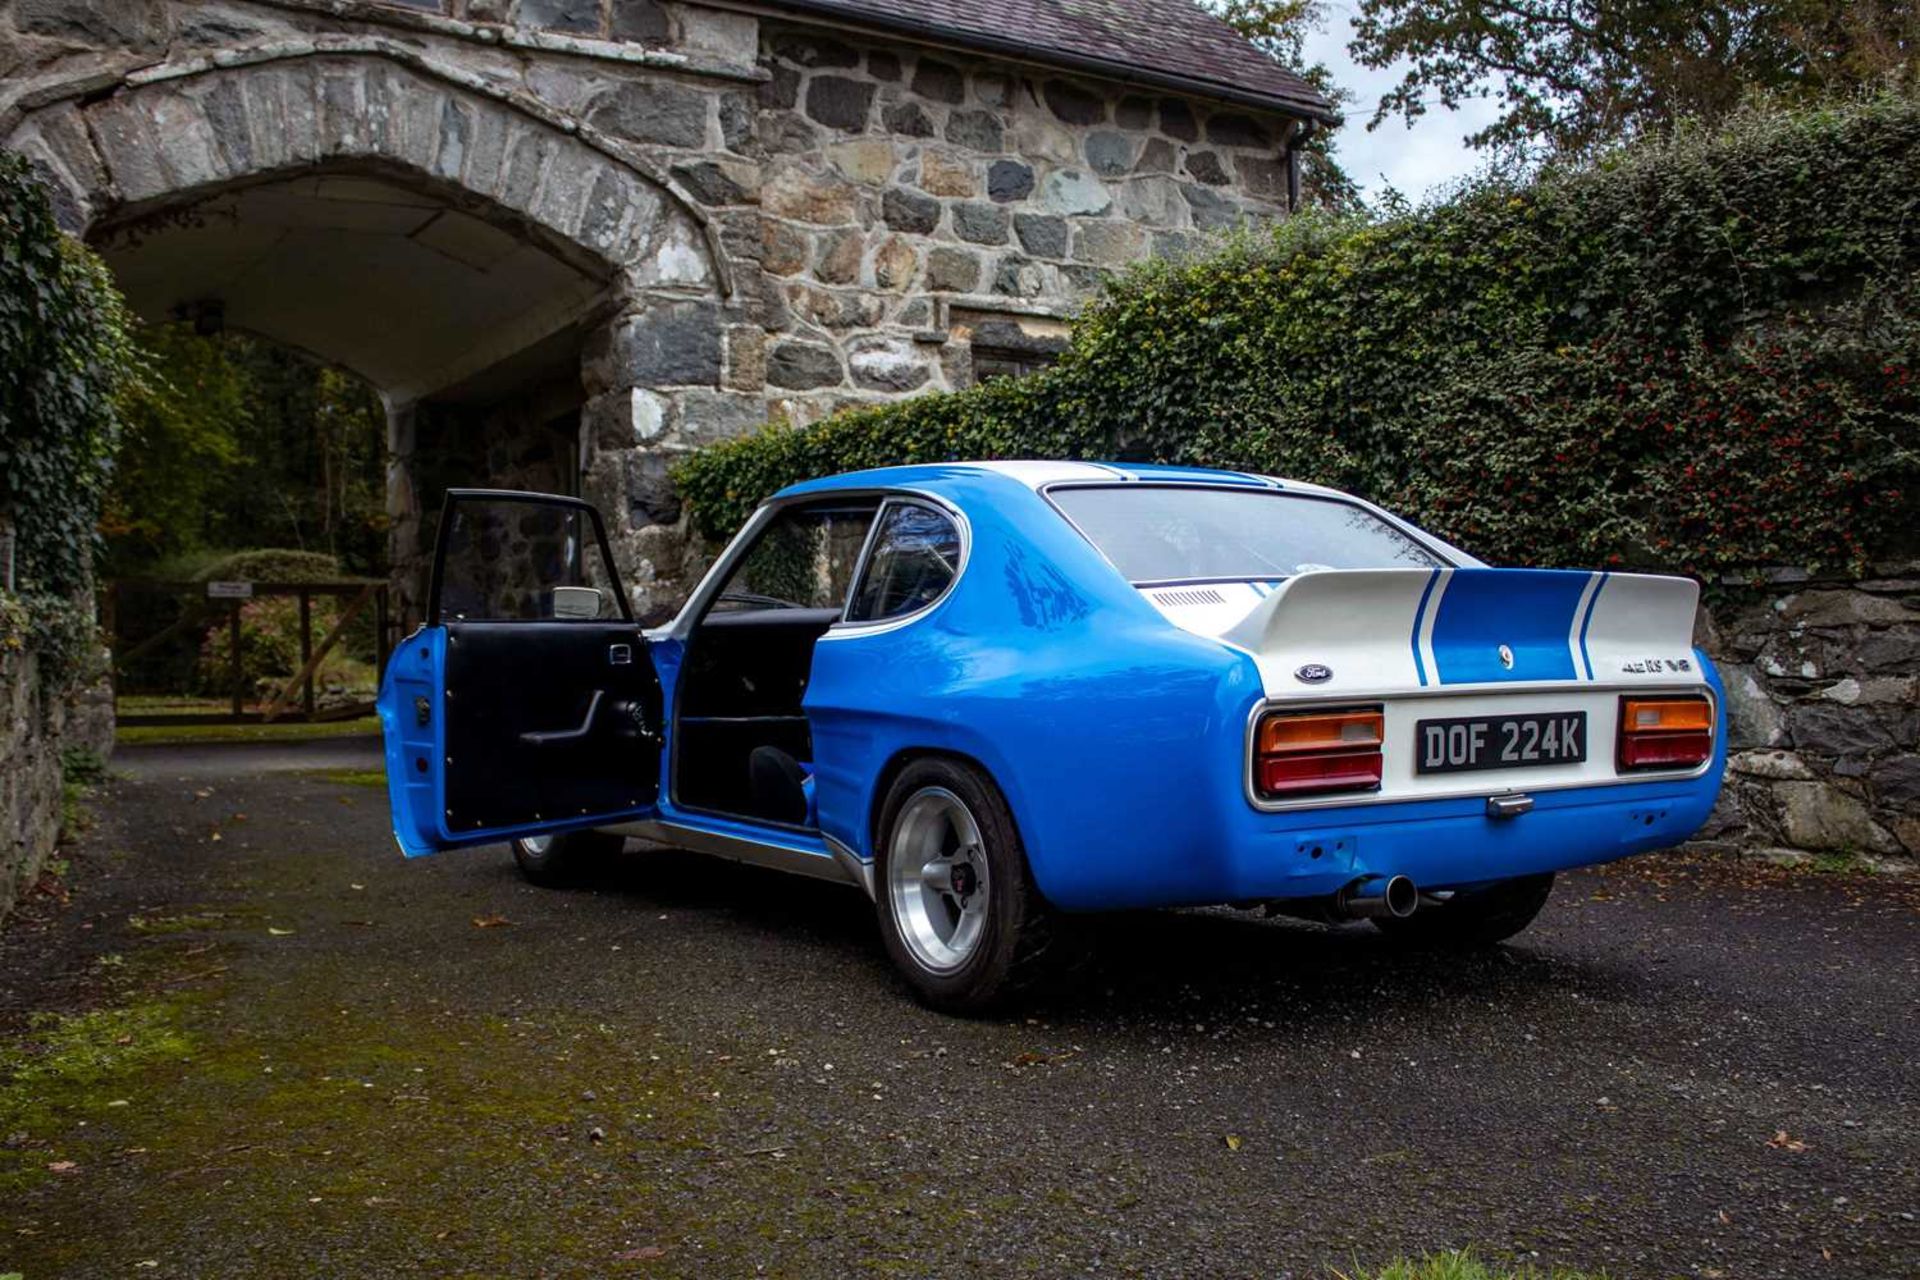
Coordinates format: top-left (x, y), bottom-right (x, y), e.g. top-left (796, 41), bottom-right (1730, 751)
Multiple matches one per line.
top-left (603, 816), bottom-right (875, 899)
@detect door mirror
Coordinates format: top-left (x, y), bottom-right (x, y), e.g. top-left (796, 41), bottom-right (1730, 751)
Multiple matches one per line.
top-left (550, 585), bottom-right (603, 620)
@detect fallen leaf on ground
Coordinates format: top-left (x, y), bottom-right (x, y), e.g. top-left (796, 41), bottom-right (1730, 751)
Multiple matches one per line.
top-left (472, 914), bottom-right (510, 928)
top-left (1767, 1130), bottom-right (1809, 1152)
top-left (1224, 1135), bottom-right (1243, 1152)
top-left (46, 1161), bottom-right (77, 1173)
top-left (267, 927), bottom-right (295, 936)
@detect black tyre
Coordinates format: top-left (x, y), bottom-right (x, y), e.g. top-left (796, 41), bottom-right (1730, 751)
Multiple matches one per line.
top-left (874, 757), bottom-right (1083, 1015)
top-left (511, 829), bottom-right (625, 887)
top-left (1372, 872), bottom-right (1556, 947)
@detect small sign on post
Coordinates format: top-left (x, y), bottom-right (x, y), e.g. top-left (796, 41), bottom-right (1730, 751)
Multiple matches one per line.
top-left (206, 581), bottom-right (254, 600)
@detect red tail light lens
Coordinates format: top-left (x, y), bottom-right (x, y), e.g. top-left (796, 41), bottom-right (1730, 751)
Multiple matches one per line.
top-left (1616, 696), bottom-right (1714, 771)
top-left (1255, 707), bottom-right (1384, 799)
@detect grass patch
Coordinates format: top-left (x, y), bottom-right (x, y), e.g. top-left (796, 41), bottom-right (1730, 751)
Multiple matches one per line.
top-left (115, 716), bottom-right (379, 746)
top-left (1338, 1251), bottom-right (1608, 1280)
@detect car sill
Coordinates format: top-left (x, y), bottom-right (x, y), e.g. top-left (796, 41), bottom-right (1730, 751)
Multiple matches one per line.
top-left (602, 815), bottom-right (872, 896)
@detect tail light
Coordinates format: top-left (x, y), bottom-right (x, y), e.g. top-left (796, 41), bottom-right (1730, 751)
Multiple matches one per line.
top-left (1254, 706), bottom-right (1384, 798)
top-left (1616, 696), bottom-right (1714, 771)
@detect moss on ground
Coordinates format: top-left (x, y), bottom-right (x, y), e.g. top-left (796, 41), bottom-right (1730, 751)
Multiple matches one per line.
top-left (0, 929), bottom-right (880, 1274)
top-left (315, 768), bottom-right (385, 788)
top-left (0, 988), bottom-right (195, 1196)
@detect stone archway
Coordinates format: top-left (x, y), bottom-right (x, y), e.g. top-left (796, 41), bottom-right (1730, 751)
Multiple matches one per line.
top-left (5, 47), bottom-right (730, 624)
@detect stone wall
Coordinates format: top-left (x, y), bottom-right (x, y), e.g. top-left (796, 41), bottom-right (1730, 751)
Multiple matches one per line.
top-left (2, 0), bottom-right (1315, 621)
top-left (1695, 566), bottom-right (1920, 868)
top-left (0, 643), bottom-right (113, 922)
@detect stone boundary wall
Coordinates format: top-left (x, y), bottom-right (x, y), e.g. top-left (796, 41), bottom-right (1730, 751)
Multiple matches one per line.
top-left (0, 644), bottom-right (113, 921)
top-left (1695, 564), bottom-right (1919, 867)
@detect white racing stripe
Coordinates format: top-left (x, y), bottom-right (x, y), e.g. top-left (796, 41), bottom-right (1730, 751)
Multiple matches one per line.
top-left (1414, 567), bottom-right (1451, 688)
top-left (1569, 571), bottom-right (1604, 681)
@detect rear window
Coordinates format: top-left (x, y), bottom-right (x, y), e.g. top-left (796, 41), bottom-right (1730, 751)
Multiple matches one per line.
top-left (1049, 485), bottom-right (1444, 584)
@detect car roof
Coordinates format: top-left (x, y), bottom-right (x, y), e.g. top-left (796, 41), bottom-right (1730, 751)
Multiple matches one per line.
top-left (772, 460), bottom-right (1348, 500)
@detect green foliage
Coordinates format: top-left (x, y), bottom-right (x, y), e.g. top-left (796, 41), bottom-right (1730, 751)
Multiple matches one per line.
top-left (104, 323), bottom-right (249, 564)
top-left (0, 152), bottom-right (138, 598)
top-left (0, 590), bottom-right (106, 694)
top-left (678, 96), bottom-right (1920, 575)
top-left (59, 745), bottom-right (107, 786)
top-left (1349, 0), bottom-right (1920, 158)
top-left (102, 328), bottom-right (389, 577)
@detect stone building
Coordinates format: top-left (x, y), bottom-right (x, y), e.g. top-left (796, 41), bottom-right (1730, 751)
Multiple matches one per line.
top-left (1, 0), bottom-right (1332, 619)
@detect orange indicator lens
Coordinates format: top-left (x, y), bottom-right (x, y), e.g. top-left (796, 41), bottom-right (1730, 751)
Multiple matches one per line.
top-left (1258, 709), bottom-right (1385, 755)
top-left (1616, 696), bottom-right (1714, 771)
top-left (1255, 707), bottom-right (1386, 799)
top-left (1624, 699), bottom-right (1713, 732)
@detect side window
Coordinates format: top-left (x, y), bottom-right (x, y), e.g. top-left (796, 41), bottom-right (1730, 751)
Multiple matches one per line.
top-left (709, 503), bottom-right (878, 614)
top-left (848, 503), bottom-right (961, 623)
top-left (433, 494), bottom-right (627, 623)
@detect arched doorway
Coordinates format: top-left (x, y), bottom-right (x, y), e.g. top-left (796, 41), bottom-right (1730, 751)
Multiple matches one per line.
top-left (6, 49), bottom-right (725, 626)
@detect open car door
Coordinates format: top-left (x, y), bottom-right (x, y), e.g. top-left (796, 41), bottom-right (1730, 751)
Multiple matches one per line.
top-left (378, 490), bottom-right (663, 856)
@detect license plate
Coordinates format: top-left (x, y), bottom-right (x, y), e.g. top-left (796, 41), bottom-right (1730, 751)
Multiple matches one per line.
top-left (1415, 711), bottom-right (1587, 774)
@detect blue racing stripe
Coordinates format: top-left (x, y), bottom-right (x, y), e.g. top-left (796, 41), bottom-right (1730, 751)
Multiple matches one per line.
top-left (1410, 568), bottom-right (1441, 687)
top-left (1429, 569), bottom-right (1589, 684)
top-left (1578, 571), bottom-right (1610, 681)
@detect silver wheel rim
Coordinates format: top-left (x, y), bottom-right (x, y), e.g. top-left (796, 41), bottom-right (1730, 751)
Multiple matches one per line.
top-left (520, 835), bottom-right (553, 855)
top-left (887, 786), bottom-right (991, 973)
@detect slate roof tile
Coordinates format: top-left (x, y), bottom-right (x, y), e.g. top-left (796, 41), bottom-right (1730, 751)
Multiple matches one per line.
top-left (763, 0), bottom-right (1335, 119)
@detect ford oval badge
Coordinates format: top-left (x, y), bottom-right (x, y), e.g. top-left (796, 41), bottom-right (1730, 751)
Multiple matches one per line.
top-left (1294, 663), bottom-right (1333, 684)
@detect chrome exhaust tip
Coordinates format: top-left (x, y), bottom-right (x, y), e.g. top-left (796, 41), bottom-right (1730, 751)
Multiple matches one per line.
top-left (1338, 874), bottom-right (1419, 920)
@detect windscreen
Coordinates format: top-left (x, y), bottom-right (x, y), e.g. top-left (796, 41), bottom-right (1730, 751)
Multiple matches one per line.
top-left (1049, 486), bottom-right (1444, 584)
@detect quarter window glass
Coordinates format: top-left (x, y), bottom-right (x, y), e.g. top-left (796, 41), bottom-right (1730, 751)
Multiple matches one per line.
top-left (849, 503), bottom-right (961, 622)
top-left (1050, 486), bottom-right (1443, 584)
top-left (709, 504), bottom-right (877, 613)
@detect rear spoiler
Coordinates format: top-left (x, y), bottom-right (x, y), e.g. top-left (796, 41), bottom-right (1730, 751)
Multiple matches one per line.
top-left (1223, 568), bottom-right (1701, 690)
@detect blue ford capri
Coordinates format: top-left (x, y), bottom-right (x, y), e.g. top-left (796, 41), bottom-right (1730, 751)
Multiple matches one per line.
top-left (378, 462), bottom-right (1726, 1012)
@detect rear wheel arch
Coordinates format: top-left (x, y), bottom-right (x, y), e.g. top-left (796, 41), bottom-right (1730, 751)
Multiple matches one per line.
top-left (868, 747), bottom-right (1009, 853)
top-left (869, 752), bottom-right (1087, 1013)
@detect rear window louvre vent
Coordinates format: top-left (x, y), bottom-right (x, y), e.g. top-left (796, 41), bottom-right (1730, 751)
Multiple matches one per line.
top-left (1150, 588), bottom-right (1227, 607)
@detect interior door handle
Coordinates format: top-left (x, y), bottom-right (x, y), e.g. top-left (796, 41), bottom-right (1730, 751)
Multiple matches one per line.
top-left (519, 689), bottom-right (606, 747)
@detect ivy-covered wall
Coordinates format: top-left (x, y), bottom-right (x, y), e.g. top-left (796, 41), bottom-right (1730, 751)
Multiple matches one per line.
top-left (0, 151), bottom-right (136, 917)
top-left (676, 95), bottom-right (1920, 577)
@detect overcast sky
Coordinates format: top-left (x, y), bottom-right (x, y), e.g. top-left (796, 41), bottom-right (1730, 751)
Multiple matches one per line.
top-left (1300, 2), bottom-right (1506, 204)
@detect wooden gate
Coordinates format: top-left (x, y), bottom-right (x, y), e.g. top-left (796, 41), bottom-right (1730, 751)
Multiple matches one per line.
top-left (105, 578), bottom-right (393, 726)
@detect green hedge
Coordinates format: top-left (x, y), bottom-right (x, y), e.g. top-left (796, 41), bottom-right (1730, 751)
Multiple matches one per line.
top-left (678, 95), bottom-right (1920, 574)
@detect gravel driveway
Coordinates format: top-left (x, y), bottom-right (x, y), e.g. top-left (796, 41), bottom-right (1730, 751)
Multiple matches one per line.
top-left (1, 738), bottom-right (1914, 1278)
